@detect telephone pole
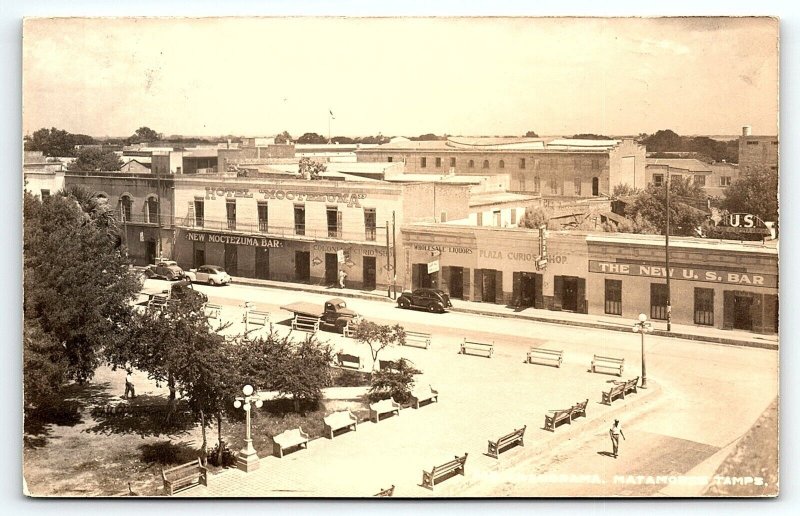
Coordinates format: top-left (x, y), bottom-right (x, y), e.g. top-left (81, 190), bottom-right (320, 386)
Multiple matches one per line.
top-left (385, 222), bottom-right (391, 298)
top-left (665, 172), bottom-right (672, 332)
top-left (392, 211), bottom-right (397, 299)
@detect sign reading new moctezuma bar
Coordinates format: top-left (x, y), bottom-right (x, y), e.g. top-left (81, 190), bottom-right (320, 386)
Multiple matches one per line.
top-left (186, 231), bottom-right (283, 247)
top-left (589, 260), bottom-right (777, 288)
top-left (203, 187), bottom-right (367, 207)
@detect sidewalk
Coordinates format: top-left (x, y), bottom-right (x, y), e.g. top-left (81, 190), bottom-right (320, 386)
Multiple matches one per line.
top-left (230, 275), bottom-right (778, 350)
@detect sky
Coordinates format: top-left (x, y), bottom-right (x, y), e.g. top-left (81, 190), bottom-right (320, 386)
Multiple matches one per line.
top-left (22, 16), bottom-right (779, 139)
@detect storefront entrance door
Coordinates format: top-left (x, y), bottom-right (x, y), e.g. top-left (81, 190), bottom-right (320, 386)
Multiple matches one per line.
top-left (520, 273), bottom-right (537, 308)
top-left (363, 256), bottom-right (376, 290)
top-left (255, 248), bottom-right (269, 280)
top-left (193, 247), bottom-right (205, 269)
top-left (325, 253), bottom-right (338, 285)
top-left (733, 294), bottom-right (754, 331)
top-left (482, 269), bottom-right (496, 303)
top-left (449, 267), bottom-right (464, 299)
top-left (295, 251), bottom-right (311, 283)
top-left (145, 240), bottom-right (156, 265)
top-left (562, 276), bottom-right (579, 312)
top-left (224, 244), bottom-right (238, 276)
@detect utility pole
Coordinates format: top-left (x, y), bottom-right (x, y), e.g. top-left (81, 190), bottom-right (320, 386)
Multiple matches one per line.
top-left (392, 211), bottom-right (397, 299)
top-left (665, 172), bottom-right (672, 332)
top-left (385, 222), bottom-right (391, 298)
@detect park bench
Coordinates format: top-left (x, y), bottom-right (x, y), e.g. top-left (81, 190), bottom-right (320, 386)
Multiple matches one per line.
top-left (591, 355), bottom-right (624, 376)
top-left (421, 453), bottom-right (468, 490)
top-left (570, 399), bottom-right (588, 421)
top-left (245, 309), bottom-right (270, 330)
top-left (410, 384), bottom-right (439, 409)
top-left (623, 376), bottom-right (640, 395)
top-left (161, 458), bottom-right (208, 496)
top-left (403, 330), bottom-right (432, 349)
top-left (460, 339), bottom-right (494, 358)
top-left (544, 407), bottom-right (574, 432)
top-left (526, 347), bottom-right (563, 368)
top-left (148, 294), bottom-right (169, 310)
top-left (323, 409), bottom-right (358, 439)
top-left (342, 321), bottom-right (357, 338)
top-left (203, 303), bottom-right (222, 320)
top-left (487, 425), bottom-right (526, 459)
top-left (601, 382), bottom-right (627, 405)
top-left (336, 352), bottom-right (364, 370)
top-left (374, 485), bottom-right (395, 497)
top-left (292, 314), bottom-right (320, 333)
top-left (370, 398), bottom-right (401, 423)
top-left (272, 427), bottom-right (310, 458)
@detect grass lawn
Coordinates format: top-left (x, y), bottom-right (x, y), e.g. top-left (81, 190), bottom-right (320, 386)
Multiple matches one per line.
top-left (23, 365), bottom-right (371, 497)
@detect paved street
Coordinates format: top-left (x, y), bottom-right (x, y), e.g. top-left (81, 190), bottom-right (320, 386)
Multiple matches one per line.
top-left (142, 279), bottom-right (779, 497)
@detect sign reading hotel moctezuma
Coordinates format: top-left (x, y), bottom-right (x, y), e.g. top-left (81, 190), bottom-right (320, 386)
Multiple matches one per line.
top-left (186, 231), bottom-right (283, 248)
top-left (589, 260), bottom-right (777, 288)
top-left (204, 187), bottom-right (366, 207)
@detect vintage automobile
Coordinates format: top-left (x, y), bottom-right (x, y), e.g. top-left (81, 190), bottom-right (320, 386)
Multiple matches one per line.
top-left (145, 260), bottom-right (185, 281)
top-left (396, 288), bottom-right (453, 313)
top-left (184, 265), bottom-right (232, 286)
top-left (280, 298), bottom-right (362, 334)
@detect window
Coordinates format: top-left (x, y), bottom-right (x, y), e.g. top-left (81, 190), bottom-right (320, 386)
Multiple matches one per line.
top-left (533, 176), bottom-right (540, 193)
top-left (120, 196), bottom-right (132, 221)
top-left (420, 157), bottom-right (427, 168)
top-left (41, 189), bottom-right (50, 199)
top-left (493, 210), bottom-right (501, 226)
top-left (387, 157), bottom-right (393, 163)
top-left (468, 160), bottom-right (475, 168)
top-left (549, 178), bottom-right (558, 195)
top-left (519, 158), bottom-right (526, 169)
top-left (519, 176), bottom-right (526, 191)
top-left (510, 209), bottom-right (517, 225)
top-left (258, 202), bottom-right (268, 232)
top-left (694, 175), bottom-right (706, 187)
top-left (746, 141), bottom-right (759, 145)
top-left (483, 160), bottom-right (490, 169)
top-left (650, 283), bottom-right (668, 320)
top-left (226, 199), bottom-right (236, 230)
top-left (294, 204), bottom-right (305, 235)
top-left (194, 199), bottom-right (204, 227)
top-left (476, 212), bottom-right (483, 226)
top-left (694, 288), bottom-right (714, 326)
top-left (720, 176), bottom-right (732, 187)
top-left (440, 211), bottom-right (448, 223)
top-left (605, 279), bottom-right (622, 315)
top-left (364, 208), bottom-right (376, 241)
top-left (450, 157), bottom-right (456, 168)
top-left (327, 206), bottom-right (341, 238)
top-left (146, 197), bottom-right (159, 224)
top-left (435, 157), bottom-right (442, 168)
top-left (653, 174), bottom-right (664, 187)
top-left (574, 177), bottom-right (582, 196)
top-left (499, 160), bottom-right (505, 169)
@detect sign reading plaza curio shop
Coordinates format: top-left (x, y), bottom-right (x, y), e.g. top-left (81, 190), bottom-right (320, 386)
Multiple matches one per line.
top-left (589, 260), bottom-right (777, 288)
top-left (186, 231), bottom-right (283, 248)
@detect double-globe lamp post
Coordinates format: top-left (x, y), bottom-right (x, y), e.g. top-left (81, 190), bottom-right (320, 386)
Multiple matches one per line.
top-left (233, 384), bottom-right (263, 473)
top-left (633, 313), bottom-right (653, 389)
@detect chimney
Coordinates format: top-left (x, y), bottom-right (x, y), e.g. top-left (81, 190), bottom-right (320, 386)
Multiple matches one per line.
top-left (742, 125), bottom-right (752, 137)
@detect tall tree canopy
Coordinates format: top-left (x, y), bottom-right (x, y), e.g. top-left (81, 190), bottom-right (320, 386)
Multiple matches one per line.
top-left (720, 167), bottom-right (779, 224)
top-left (640, 129), bottom-right (738, 163)
top-left (128, 126), bottom-right (162, 144)
top-left (275, 131), bottom-right (292, 144)
top-left (24, 127), bottom-right (94, 157)
top-left (67, 147), bottom-right (123, 172)
top-left (625, 176), bottom-right (709, 236)
top-left (297, 132), bottom-right (328, 144)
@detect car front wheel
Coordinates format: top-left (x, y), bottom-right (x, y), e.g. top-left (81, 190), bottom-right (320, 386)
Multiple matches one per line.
top-left (427, 303), bottom-right (437, 313)
top-left (208, 278), bottom-right (216, 286)
top-left (398, 299), bottom-right (409, 309)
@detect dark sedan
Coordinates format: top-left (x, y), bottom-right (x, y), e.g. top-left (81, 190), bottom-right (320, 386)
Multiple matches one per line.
top-left (397, 288), bottom-right (452, 313)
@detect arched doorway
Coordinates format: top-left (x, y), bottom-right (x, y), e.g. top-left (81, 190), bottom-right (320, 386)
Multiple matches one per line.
top-left (592, 177), bottom-right (599, 196)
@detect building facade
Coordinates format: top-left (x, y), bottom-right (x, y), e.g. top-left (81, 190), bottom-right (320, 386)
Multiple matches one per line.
top-left (738, 125), bottom-right (778, 173)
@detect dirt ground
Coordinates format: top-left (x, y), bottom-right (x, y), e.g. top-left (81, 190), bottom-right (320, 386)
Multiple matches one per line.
top-left (23, 366), bottom-right (370, 497)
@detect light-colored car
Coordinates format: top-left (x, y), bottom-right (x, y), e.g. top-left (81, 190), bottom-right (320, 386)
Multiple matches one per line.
top-left (145, 260), bottom-right (185, 281)
top-left (185, 265), bottom-right (232, 286)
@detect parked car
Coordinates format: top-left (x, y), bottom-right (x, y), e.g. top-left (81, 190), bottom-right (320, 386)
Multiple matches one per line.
top-left (397, 288), bottom-right (452, 313)
top-left (280, 298), bottom-right (362, 334)
top-left (145, 260), bottom-right (185, 281)
top-left (185, 265), bottom-right (232, 286)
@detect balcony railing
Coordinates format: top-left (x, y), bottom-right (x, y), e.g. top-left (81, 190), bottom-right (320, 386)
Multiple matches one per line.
top-left (120, 213), bottom-right (175, 227)
top-left (179, 218), bottom-right (387, 244)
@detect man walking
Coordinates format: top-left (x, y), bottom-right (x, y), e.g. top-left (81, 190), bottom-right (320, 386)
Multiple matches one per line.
top-left (609, 419), bottom-right (625, 458)
top-left (338, 269), bottom-right (347, 289)
top-left (124, 370), bottom-right (136, 399)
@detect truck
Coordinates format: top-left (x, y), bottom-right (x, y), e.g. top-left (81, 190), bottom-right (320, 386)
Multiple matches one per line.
top-left (280, 297), bottom-right (362, 334)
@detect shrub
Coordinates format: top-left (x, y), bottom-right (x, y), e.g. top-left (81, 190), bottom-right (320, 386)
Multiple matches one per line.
top-left (367, 359), bottom-right (421, 404)
top-left (333, 368), bottom-right (370, 387)
top-left (207, 440), bottom-right (237, 468)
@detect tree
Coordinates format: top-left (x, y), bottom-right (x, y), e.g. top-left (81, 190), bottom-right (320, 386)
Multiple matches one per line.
top-left (640, 129), bottom-right (738, 163)
top-left (24, 191), bottom-right (140, 385)
top-left (268, 336), bottom-right (332, 413)
top-left (571, 133), bottom-right (613, 140)
top-left (275, 131), bottom-right (292, 144)
top-left (720, 167), bottom-right (778, 223)
top-left (67, 147), bottom-right (123, 171)
top-left (297, 132), bottom-right (327, 144)
top-left (23, 319), bottom-right (69, 410)
top-left (409, 133), bottom-right (444, 141)
top-left (519, 206), bottom-right (551, 229)
top-left (129, 126), bottom-right (161, 144)
top-left (349, 322), bottom-right (406, 375)
top-left (331, 136), bottom-right (356, 144)
top-left (367, 358), bottom-right (421, 403)
top-left (24, 127), bottom-right (95, 157)
top-left (612, 184), bottom-right (640, 198)
top-left (625, 176), bottom-right (709, 236)
top-left (298, 157), bottom-right (326, 180)
top-left (524, 130), bottom-right (539, 137)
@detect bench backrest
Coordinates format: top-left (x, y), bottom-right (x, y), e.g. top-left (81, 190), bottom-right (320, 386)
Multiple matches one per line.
top-left (371, 398), bottom-right (398, 412)
top-left (324, 410), bottom-right (355, 426)
top-left (162, 459), bottom-right (202, 481)
top-left (407, 331), bottom-right (431, 339)
top-left (464, 340), bottom-right (492, 348)
top-left (573, 399), bottom-right (588, 411)
top-left (530, 347), bottom-right (561, 355)
top-left (247, 310), bottom-right (269, 324)
top-left (594, 354), bottom-right (624, 364)
top-left (412, 385), bottom-right (435, 398)
top-left (433, 454), bottom-right (468, 475)
top-left (274, 428), bottom-right (306, 446)
top-left (296, 315), bottom-right (319, 323)
top-left (338, 353), bottom-right (360, 364)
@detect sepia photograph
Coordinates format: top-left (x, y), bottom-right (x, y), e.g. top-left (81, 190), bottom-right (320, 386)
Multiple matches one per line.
top-left (20, 14), bottom-right (780, 499)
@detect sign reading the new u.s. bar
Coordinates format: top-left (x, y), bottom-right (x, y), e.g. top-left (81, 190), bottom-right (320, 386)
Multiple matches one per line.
top-left (589, 260), bottom-right (777, 288)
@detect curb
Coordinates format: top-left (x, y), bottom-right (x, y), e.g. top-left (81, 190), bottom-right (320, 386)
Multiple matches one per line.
top-left (230, 277), bottom-right (778, 351)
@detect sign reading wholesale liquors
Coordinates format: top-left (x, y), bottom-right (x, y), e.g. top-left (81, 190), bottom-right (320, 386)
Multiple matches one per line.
top-left (186, 232), bottom-right (283, 248)
top-left (589, 260), bottom-right (777, 288)
top-left (204, 187), bottom-right (366, 207)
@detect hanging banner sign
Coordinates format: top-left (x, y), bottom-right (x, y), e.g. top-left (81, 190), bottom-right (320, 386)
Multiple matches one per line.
top-left (337, 249), bottom-right (345, 264)
top-left (589, 260), bottom-right (777, 288)
top-left (427, 260), bottom-right (440, 274)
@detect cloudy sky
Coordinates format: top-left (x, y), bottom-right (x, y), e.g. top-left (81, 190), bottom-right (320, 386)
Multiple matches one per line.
top-left (22, 17), bottom-right (779, 138)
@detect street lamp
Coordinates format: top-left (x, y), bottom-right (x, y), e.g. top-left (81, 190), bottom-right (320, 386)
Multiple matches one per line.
top-left (233, 384), bottom-right (263, 473)
top-left (632, 313), bottom-right (653, 389)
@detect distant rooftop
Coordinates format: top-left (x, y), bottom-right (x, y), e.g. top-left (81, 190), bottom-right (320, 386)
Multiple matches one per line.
top-left (469, 191), bottom-right (538, 207)
top-left (646, 158), bottom-right (712, 173)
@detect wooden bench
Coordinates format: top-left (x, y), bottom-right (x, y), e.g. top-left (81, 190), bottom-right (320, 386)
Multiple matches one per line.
top-left (602, 382), bottom-right (627, 405)
top-left (544, 408), bottom-right (574, 432)
top-left (526, 347), bottom-right (563, 368)
top-left (421, 453), bottom-right (468, 490)
top-left (148, 294), bottom-right (168, 310)
top-left (591, 354), bottom-right (624, 376)
top-left (487, 425), bottom-right (526, 459)
top-left (374, 485), bottom-right (395, 497)
top-left (410, 384), bottom-right (438, 409)
top-left (460, 339), bottom-right (494, 358)
top-left (623, 376), bottom-right (640, 396)
top-left (369, 398), bottom-right (401, 423)
top-left (404, 330), bottom-right (431, 349)
top-left (245, 309), bottom-right (270, 330)
top-left (203, 303), bottom-right (222, 320)
top-left (292, 315), bottom-right (320, 333)
top-left (323, 409), bottom-right (358, 439)
top-left (336, 352), bottom-right (363, 370)
top-left (272, 427), bottom-right (310, 458)
top-left (161, 458), bottom-right (207, 495)
top-left (570, 399), bottom-right (588, 421)
top-left (342, 321), bottom-right (358, 338)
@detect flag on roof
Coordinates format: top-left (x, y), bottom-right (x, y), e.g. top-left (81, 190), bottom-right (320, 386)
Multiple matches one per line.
top-left (329, 109), bottom-right (335, 119)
